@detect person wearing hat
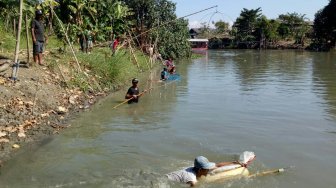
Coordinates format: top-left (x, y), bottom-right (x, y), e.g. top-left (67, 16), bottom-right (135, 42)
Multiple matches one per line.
top-left (166, 156), bottom-right (241, 186)
top-left (31, 9), bottom-right (46, 66)
top-left (125, 78), bottom-right (146, 104)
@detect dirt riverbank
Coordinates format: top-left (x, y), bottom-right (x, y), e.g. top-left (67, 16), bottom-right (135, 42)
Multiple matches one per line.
top-left (0, 58), bottom-right (110, 167)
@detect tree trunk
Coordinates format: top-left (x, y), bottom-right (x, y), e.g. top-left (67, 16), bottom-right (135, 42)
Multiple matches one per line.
top-left (11, 0), bottom-right (23, 80)
top-left (25, 12), bottom-right (30, 66)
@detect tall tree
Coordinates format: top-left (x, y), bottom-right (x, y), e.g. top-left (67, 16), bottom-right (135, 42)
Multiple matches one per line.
top-left (313, 0), bottom-right (336, 50)
top-left (233, 8), bottom-right (262, 42)
top-left (255, 16), bottom-right (280, 48)
top-left (123, 0), bottom-right (155, 46)
top-left (156, 18), bottom-right (191, 59)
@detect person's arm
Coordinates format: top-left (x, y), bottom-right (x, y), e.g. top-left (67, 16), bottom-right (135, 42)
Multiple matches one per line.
top-left (126, 88), bottom-right (148, 99)
top-left (31, 21), bottom-right (36, 44)
top-left (125, 93), bottom-right (136, 99)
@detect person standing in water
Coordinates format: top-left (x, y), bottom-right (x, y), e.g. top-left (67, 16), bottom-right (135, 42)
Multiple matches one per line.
top-left (125, 78), bottom-right (147, 104)
top-left (164, 58), bottom-right (175, 74)
top-left (161, 67), bottom-right (169, 80)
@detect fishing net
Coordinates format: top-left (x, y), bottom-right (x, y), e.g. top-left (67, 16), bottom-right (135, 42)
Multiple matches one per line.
top-left (210, 151), bottom-right (256, 174)
top-left (167, 74), bottom-right (181, 81)
top-left (239, 151), bottom-right (256, 165)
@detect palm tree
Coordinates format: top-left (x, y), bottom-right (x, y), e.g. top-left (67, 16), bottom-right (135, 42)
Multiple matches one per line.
top-left (233, 8), bottom-right (262, 42)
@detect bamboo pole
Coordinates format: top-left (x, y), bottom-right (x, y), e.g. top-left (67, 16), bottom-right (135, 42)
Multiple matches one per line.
top-left (248, 168), bottom-right (287, 178)
top-left (50, 8), bottom-right (81, 72)
top-left (11, 0), bottom-right (23, 81)
top-left (112, 89), bottom-right (149, 109)
top-left (50, 7), bottom-right (102, 92)
top-left (128, 30), bottom-right (151, 71)
top-left (112, 79), bottom-right (179, 109)
top-left (25, 12), bottom-right (30, 67)
top-left (127, 36), bottom-right (141, 71)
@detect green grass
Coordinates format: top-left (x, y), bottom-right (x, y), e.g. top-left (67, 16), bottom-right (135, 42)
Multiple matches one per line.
top-left (74, 47), bottom-right (152, 91)
top-left (0, 23), bottom-right (16, 55)
top-left (191, 53), bottom-right (204, 59)
top-left (44, 45), bottom-right (153, 92)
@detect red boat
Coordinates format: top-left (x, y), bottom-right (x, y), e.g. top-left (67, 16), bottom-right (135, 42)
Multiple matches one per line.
top-left (188, 39), bottom-right (208, 54)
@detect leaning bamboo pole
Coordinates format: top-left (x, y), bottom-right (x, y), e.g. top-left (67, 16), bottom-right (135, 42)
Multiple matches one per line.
top-left (129, 30), bottom-right (151, 71)
top-left (50, 7), bottom-right (102, 92)
top-left (128, 38), bottom-right (141, 71)
top-left (50, 8), bottom-right (81, 72)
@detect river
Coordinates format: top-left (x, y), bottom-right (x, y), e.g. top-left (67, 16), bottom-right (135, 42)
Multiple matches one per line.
top-left (1, 50), bottom-right (336, 188)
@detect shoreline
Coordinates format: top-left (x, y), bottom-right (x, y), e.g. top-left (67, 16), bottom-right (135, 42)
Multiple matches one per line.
top-left (0, 48), bottom-right (157, 167)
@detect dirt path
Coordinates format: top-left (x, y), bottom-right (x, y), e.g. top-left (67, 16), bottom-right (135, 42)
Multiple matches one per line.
top-left (0, 58), bottom-right (107, 166)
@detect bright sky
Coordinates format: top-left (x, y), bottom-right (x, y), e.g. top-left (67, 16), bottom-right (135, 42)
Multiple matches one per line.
top-left (172, 0), bottom-right (329, 28)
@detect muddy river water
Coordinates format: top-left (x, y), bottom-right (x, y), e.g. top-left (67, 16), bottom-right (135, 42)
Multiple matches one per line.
top-left (1, 50), bottom-right (336, 188)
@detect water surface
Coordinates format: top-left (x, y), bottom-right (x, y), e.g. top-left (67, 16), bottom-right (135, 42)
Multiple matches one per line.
top-left (1, 50), bottom-right (336, 188)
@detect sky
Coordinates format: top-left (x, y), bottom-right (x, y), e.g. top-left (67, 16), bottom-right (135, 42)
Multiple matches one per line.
top-left (172, 0), bottom-right (330, 28)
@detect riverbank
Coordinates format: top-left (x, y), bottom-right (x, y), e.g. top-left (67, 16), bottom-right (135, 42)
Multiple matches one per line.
top-left (0, 41), bottom-right (156, 167)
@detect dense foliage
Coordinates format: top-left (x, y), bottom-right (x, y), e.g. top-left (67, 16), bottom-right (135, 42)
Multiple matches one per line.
top-left (1, 0), bottom-right (335, 52)
top-left (312, 0), bottom-right (336, 50)
top-left (230, 8), bottom-right (311, 49)
top-left (194, 7), bottom-right (313, 49)
top-left (0, 0), bottom-right (191, 59)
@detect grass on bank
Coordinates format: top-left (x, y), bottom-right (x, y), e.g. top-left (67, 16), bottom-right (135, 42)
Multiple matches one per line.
top-left (0, 22), bottom-right (154, 93)
top-left (44, 45), bottom-right (153, 92)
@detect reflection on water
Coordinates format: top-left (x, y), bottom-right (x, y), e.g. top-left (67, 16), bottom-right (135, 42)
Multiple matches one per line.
top-left (1, 50), bottom-right (336, 188)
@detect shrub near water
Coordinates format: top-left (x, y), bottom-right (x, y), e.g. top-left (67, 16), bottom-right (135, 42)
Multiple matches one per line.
top-left (74, 47), bottom-right (151, 91)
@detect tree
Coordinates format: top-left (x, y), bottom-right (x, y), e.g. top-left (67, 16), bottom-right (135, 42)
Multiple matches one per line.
top-left (233, 8), bottom-right (262, 42)
top-left (277, 12), bottom-right (310, 45)
top-left (156, 18), bottom-right (191, 59)
top-left (198, 22), bottom-right (211, 38)
top-left (0, 0), bottom-right (19, 33)
top-left (123, 0), bottom-right (155, 46)
top-left (214, 20), bottom-right (229, 35)
top-left (123, 0), bottom-right (190, 58)
top-left (98, 0), bottom-right (134, 40)
top-left (255, 16), bottom-right (280, 48)
top-left (313, 0), bottom-right (336, 50)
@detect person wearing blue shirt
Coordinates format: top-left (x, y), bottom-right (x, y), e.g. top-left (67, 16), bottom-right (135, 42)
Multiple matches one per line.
top-left (161, 67), bottom-right (169, 80)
